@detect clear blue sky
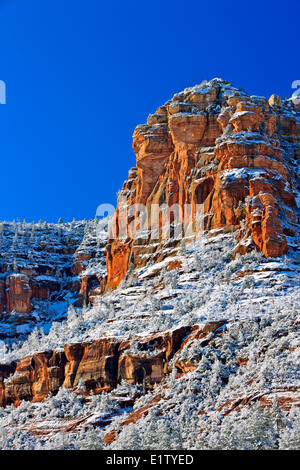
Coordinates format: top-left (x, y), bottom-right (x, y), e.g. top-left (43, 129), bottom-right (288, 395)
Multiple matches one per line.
top-left (0, 0), bottom-right (298, 222)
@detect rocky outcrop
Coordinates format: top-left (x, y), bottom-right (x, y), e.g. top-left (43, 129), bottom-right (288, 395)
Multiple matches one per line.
top-left (103, 385), bottom-right (300, 445)
top-left (0, 323), bottom-right (222, 407)
top-left (72, 220), bottom-right (108, 304)
top-left (0, 222), bottom-right (84, 317)
top-left (6, 274), bottom-right (32, 314)
top-left (0, 220), bottom-right (108, 337)
top-left (106, 79), bottom-right (300, 289)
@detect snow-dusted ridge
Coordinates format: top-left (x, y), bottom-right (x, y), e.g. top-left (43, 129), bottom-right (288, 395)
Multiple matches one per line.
top-left (0, 76), bottom-right (300, 449)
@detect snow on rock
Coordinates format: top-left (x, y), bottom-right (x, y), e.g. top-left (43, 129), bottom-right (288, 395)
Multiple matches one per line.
top-left (0, 79), bottom-right (299, 450)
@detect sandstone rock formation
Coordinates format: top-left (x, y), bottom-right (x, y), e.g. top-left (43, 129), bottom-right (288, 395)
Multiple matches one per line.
top-left (106, 79), bottom-right (300, 289)
top-left (0, 79), bottom-right (299, 450)
top-left (6, 274), bottom-right (32, 314)
top-left (0, 220), bottom-right (108, 337)
top-left (0, 323), bottom-right (216, 407)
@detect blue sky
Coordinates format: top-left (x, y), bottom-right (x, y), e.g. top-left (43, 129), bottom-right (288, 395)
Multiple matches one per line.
top-left (0, 0), bottom-right (298, 222)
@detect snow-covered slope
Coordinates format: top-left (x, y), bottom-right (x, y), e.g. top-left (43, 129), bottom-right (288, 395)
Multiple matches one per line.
top-left (0, 229), bottom-right (299, 449)
top-left (0, 78), bottom-right (299, 450)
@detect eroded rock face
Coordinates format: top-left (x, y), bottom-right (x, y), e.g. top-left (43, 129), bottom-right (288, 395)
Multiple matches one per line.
top-left (106, 79), bottom-right (300, 289)
top-left (63, 339), bottom-right (120, 391)
top-left (6, 274), bottom-right (32, 314)
top-left (0, 324), bottom-right (214, 407)
top-left (0, 222), bottom-right (84, 318)
top-left (0, 220), bottom-right (108, 337)
top-left (118, 326), bottom-right (190, 384)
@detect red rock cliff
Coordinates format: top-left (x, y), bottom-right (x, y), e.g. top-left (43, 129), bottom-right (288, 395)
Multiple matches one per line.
top-left (106, 79), bottom-right (300, 289)
top-left (0, 324), bottom-right (201, 406)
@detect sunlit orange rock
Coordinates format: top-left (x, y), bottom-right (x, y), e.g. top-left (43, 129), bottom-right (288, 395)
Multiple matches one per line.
top-left (0, 325), bottom-right (197, 407)
top-left (6, 274), bottom-right (32, 314)
top-left (106, 79), bottom-right (299, 288)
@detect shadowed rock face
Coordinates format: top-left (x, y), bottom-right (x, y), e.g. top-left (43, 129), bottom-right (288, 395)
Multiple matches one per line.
top-left (0, 222), bottom-right (85, 318)
top-left (0, 220), bottom-right (108, 337)
top-left (106, 78), bottom-right (300, 289)
top-left (5, 274), bottom-right (32, 314)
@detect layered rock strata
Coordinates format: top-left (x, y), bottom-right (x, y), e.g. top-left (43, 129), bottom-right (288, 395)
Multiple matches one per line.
top-left (0, 220), bottom-right (108, 337)
top-left (106, 79), bottom-right (300, 289)
top-left (0, 322), bottom-right (224, 407)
